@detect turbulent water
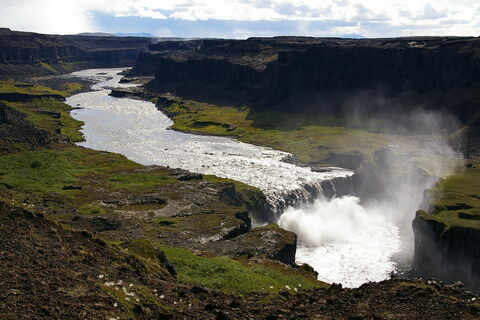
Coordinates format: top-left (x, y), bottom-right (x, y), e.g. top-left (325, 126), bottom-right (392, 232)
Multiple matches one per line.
top-left (66, 68), bottom-right (442, 288)
top-left (67, 69), bottom-right (352, 210)
top-left (279, 196), bottom-right (401, 286)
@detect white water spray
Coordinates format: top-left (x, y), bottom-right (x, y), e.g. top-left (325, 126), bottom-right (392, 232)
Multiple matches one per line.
top-left (279, 111), bottom-right (463, 287)
top-left (279, 196), bottom-right (401, 287)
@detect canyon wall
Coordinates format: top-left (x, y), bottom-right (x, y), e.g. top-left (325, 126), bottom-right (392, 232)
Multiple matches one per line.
top-left (413, 214), bottom-right (480, 291)
top-left (132, 36), bottom-right (480, 124)
top-left (0, 28), bottom-right (151, 77)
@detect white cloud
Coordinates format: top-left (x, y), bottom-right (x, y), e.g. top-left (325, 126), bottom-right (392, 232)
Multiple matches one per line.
top-left (0, 0), bottom-right (97, 34)
top-left (0, 0), bottom-right (480, 36)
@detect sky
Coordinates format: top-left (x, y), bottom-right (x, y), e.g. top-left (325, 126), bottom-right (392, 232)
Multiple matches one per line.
top-left (1, 0), bottom-right (480, 38)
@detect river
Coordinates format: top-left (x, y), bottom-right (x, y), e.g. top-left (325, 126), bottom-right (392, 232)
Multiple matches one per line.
top-left (66, 68), bottom-right (409, 287)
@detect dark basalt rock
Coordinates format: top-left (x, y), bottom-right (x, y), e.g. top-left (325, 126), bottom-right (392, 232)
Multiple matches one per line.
top-left (175, 173), bottom-right (203, 181)
top-left (211, 224), bottom-right (297, 265)
top-left (0, 29), bottom-right (151, 76)
top-left (109, 87), bottom-right (156, 100)
top-left (133, 36), bottom-right (480, 125)
top-left (0, 101), bottom-right (49, 153)
top-left (0, 92), bottom-right (65, 102)
top-left (62, 185), bottom-right (82, 190)
top-left (412, 215), bottom-right (480, 292)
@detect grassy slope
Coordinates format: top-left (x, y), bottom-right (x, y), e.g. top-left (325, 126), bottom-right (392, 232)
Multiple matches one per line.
top-left (161, 245), bottom-right (320, 295)
top-left (417, 164), bottom-right (480, 230)
top-left (0, 80), bottom-right (81, 98)
top-left (161, 98), bottom-right (387, 165)
top-left (0, 80), bottom-right (325, 295)
top-left (5, 98), bottom-right (84, 142)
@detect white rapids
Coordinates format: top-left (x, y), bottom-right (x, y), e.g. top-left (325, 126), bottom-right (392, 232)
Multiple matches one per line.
top-left (66, 68), bottom-right (352, 209)
top-left (278, 196), bottom-right (401, 287)
top-left (66, 68), bottom-right (402, 288)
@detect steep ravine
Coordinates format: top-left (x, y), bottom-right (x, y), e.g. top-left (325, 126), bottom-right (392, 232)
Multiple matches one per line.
top-left (66, 68), bottom-right (456, 288)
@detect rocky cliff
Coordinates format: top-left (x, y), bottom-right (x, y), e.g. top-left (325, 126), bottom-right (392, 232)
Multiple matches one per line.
top-left (413, 214), bottom-right (480, 291)
top-left (412, 165), bottom-right (480, 292)
top-left (132, 36), bottom-right (480, 124)
top-left (0, 101), bottom-right (49, 154)
top-left (0, 28), bottom-right (151, 77)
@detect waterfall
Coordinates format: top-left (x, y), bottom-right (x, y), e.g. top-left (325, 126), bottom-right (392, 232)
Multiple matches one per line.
top-left (67, 68), bottom-right (462, 289)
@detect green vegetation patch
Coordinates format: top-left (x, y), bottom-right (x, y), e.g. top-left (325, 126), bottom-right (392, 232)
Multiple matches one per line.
top-left (77, 203), bottom-right (106, 215)
top-left (0, 149), bottom-right (84, 194)
top-left (419, 166), bottom-right (480, 230)
top-left (160, 245), bottom-right (323, 295)
top-left (1, 80), bottom-right (88, 143)
top-left (160, 98), bottom-right (387, 164)
top-left (108, 171), bottom-right (176, 194)
top-left (0, 80), bottom-right (62, 97)
top-left (0, 148), bottom-right (140, 197)
top-left (0, 80), bottom-right (84, 98)
top-left (40, 62), bottom-right (59, 74)
top-left (15, 98), bottom-right (84, 142)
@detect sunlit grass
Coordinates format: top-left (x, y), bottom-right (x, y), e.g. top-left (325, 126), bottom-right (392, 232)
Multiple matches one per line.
top-left (419, 166), bottom-right (480, 230)
top-left (162, 99), bottom-right (387, 164)
top-left (160, 244), bottom-right (324, 295)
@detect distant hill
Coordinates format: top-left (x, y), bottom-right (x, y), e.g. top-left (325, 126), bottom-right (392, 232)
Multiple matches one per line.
top-left (114, 32), bottom-right (156, 38)
top-left (75, 32), bottom-right (156, 38)
top-left (75, 32), bottom-right (116, 37)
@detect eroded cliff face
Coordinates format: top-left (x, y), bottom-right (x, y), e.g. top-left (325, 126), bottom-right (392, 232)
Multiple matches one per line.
top-left (413, 215), bottom-right (480, 291)
top-left (133, 36), bottom-right (480, 124)
top-left (0, 29), bottom-right (151, 77)
top-left (0, 101), bottom-right (49, 154)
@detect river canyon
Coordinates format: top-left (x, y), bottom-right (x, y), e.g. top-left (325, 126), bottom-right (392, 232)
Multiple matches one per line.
top-left (66, 68), bottom-right (461, 288)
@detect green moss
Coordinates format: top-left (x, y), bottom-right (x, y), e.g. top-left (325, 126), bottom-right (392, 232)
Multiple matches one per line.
top-left (0, 149), bottom-right (83, 194)
top-left (40, 62), bottom-right (59, 74)
top-left (0, 80), bottom-right (63, 97)
top-left (0, 80), bottom-right (83, 98)
top-left (2, 88), bottom-right (85, 143)
top-left (77, 203), bottom-right (106, 215)
top-left (108, 172), bottom-right (176, 194)
top-left (27, 98), bottom-right (84, 142)
top-left (57, 60), bottom-right (74, 71)
top-left (160, 245), bottom-right (323, 295)
top-left (59, 82), bottom-right (83, 96)
top-left (125, 239), bottom-right (158, 259)
top-left (420, 166), bottom-right (480, 230)
top-left (0, 148), bottom-right (141, 199)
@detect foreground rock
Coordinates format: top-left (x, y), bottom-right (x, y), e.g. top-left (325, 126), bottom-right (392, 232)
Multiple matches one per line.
top-left (2, 202), bottom-right (480, 319)
top-left (411, 162), bottom-right (480, 292)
